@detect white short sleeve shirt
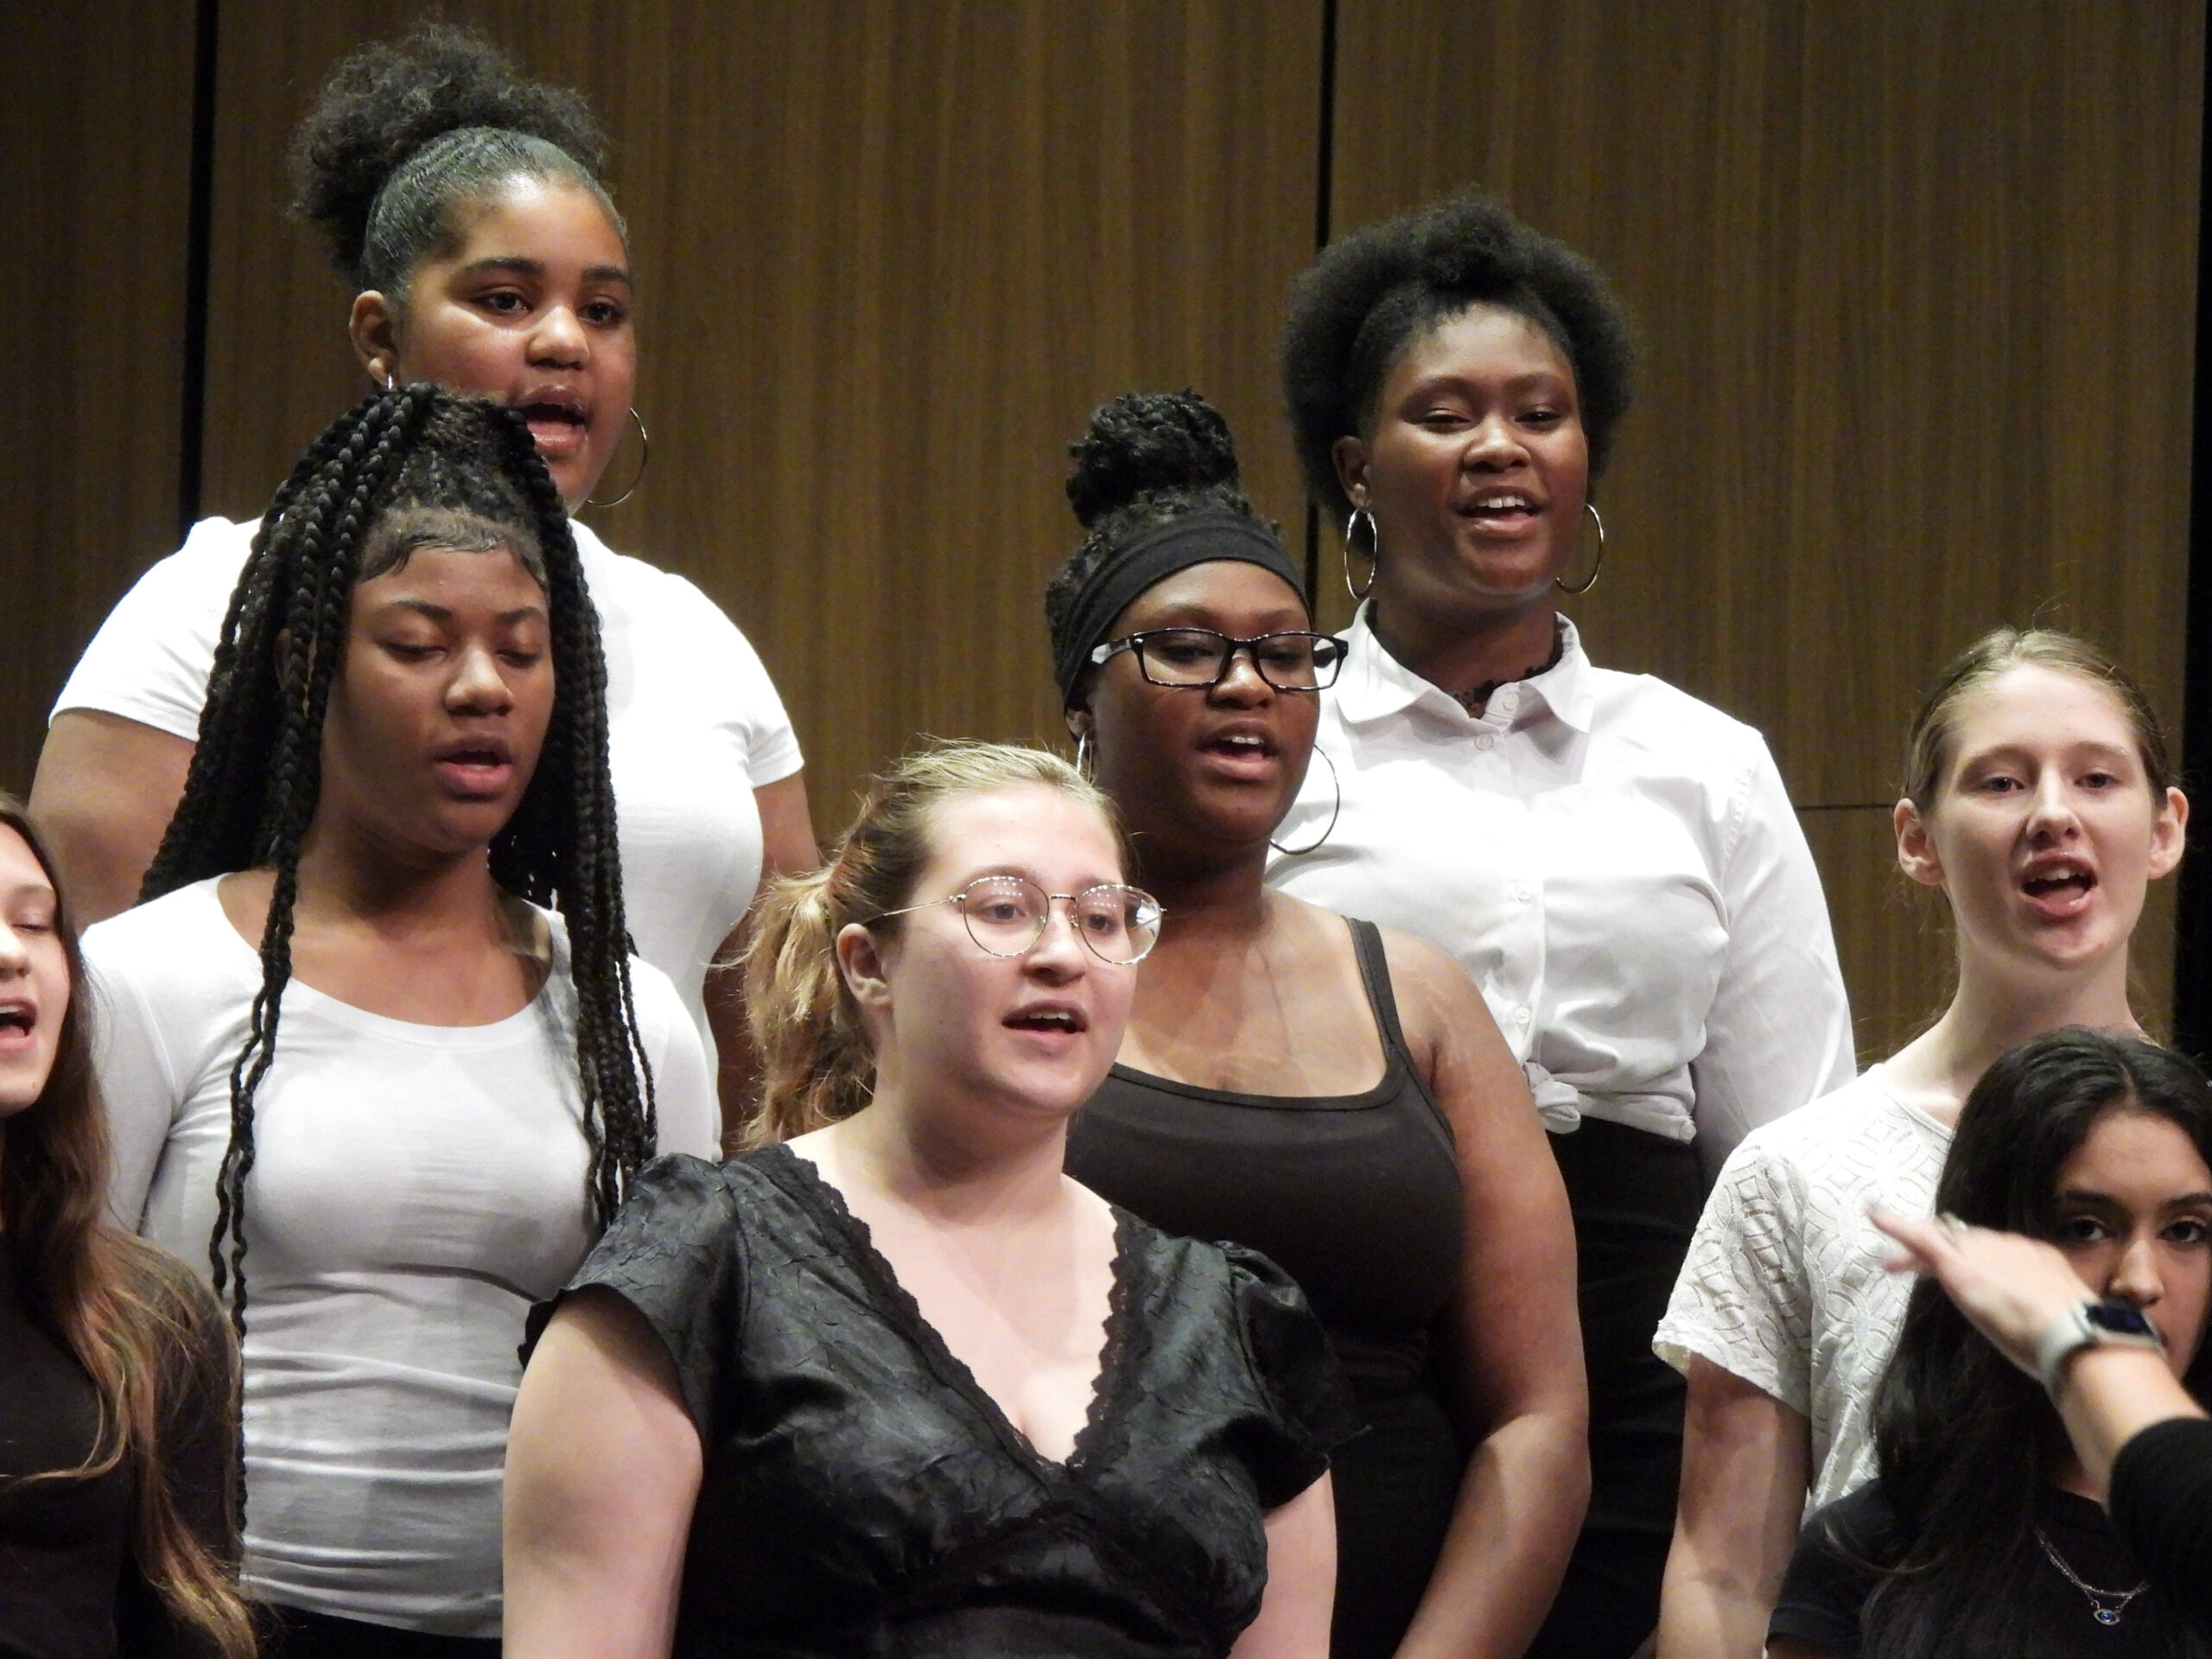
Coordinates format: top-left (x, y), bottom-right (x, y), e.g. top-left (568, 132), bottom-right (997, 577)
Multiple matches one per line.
top-left (1653, 1066), bottom-right (1952, 1510)
top-left (1268, 610), bottom-right (1855, 1171)
top-left (54, 516), bottom-right (804, 1060)
top-left (89, 880), bottom-right (719, 1634)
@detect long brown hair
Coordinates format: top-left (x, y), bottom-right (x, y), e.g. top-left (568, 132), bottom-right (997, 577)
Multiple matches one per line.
top-left (0, 797), bottom-right (257, 1656)
top-left (739, 743), bottom-right (1120, 1147)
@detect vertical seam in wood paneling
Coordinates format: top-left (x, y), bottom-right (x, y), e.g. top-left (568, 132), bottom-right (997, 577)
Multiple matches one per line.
top-left (1303, 0), bottom-right (1338, 606)
top-left (2171, 0), bottom-right (2212, 1053)
top-left (175, 0), bottom-right (219, 537)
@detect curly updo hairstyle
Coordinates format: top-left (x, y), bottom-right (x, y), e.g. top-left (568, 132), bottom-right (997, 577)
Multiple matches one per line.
top-left (1281, 188), bottom-right (1638, 522)
top-left (1044, 389), bottom-right (1288, 705)
top-left (289, 22), bottom-right (621, 295)
top-left (144, 385), bottom-right (656, 1350)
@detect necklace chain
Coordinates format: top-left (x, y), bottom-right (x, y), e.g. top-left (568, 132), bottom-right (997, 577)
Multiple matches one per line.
top-left (2033, 1522), bottom-right (2149, 1626)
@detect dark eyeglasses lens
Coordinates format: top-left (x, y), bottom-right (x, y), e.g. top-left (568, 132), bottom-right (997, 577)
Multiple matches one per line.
top-left (1139, 631), bottom-right (1229, 685)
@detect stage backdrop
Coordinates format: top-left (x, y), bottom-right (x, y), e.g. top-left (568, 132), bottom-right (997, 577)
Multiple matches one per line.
top-left (1, 0), bottom-right (2200, 1060)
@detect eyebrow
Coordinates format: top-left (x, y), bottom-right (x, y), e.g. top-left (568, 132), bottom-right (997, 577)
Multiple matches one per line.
top-left (454, 256), bottom-right (633, 289)
top-left (378, 600), bottom-right (548, 626)
top-left (2056, 1188), bottom-right (2212, 1210)
top-left (957, 864), bottom-right (1123, 891)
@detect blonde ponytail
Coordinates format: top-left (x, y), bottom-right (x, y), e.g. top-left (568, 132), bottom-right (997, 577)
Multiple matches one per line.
top-left (734, 741), bottom-right (1120, 1149)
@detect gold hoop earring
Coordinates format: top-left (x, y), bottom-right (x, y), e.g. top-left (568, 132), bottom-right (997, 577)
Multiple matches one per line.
top-left (585, 408), bottom-right (651, 508)
top-left (1556, 501), bottom-right (1606, 595)
top-left (1344, 507), bottom-right (1379, 603)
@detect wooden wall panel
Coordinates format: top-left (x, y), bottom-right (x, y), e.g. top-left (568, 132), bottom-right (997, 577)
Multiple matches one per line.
top-left (1331, 0), bottom-right (2201, 1033)
top-left (0, 5), bottom-right (199, 797)
top-left (196, 1), bottom-right (1325, 830)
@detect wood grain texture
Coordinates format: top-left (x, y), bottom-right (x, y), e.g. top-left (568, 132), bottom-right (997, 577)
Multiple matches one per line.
top-left (196, 0), bottom-right (1325, 832)
top-left (0, 4), bottom-right (198, 796)
top-left (1326, 0), bottom-right (2202, 810)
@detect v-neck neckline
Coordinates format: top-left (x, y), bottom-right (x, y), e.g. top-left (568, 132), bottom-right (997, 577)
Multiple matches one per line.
top-left (762, 1142), bottom-right (1142, 1476)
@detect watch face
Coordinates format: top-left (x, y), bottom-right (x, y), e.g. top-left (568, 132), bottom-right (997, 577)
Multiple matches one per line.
top-left (2086, 1300), bottom-right (2160, 1340)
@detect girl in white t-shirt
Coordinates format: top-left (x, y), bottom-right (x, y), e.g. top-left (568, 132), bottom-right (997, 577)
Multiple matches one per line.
top-left (34, 26), bottom-right (811, 1125)
top-left (1653, 627), bottom-right (2189, 1658)
top-left (88, 387), bottom-right (718, 1656)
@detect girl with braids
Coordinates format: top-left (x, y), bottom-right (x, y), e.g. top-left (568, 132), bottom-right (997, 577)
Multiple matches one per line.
top-left (34, 22), bottom-right (810, 1132)
top-left (85, 386), bottom-right (718, 1656)
top-left (0, 797), bottom-right (255, 1659)
top-left (1271, 188), bottom-right (1854, 1656)
top-left (1767, 1029), bottom-right (2212, 1659)
top-left (505, 741), bottom-right (1358, 1658)
top-left (1048, 391), bottom-right (1586, 1659)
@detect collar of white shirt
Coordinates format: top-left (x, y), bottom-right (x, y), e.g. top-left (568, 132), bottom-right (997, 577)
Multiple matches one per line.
top-left (1334, 605), bottom-right (1599, 734)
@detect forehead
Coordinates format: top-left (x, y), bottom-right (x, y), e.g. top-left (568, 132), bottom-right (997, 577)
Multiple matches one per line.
top-left (918, 784), bottom-right (1123, 887)
top-left (1392, 302), bottom-right (1575, 390)
top-left (352, 543), bottom-right (548, 608)
top-left (1947, 663), bottom-right (2139, 760)
top-left (2059, 1108), bottom-right (2212, 1193)
top-left (0, 823), bottom-right (51, 892)
top-left (1117, 559), bottom-right (1309, 631)
top-left (435, 177), bottom-right (629, 273)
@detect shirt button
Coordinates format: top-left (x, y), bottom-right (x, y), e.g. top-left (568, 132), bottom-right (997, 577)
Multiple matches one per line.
top-left (1514, 884), bottom-right (1535, 903)
top-left (1515, 1007), bottom-right (1532, 1027)
top-left (1476, 734), bottom-right (1497, 751)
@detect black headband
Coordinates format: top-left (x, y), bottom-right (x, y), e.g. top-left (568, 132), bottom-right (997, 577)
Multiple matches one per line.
top-left (1054, 508), bottom-right (1305, 705)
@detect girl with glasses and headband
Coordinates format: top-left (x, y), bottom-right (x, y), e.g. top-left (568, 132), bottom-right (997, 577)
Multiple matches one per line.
top-left (505, 741), bottom-right (1360, 1658)
top-left (1051, 391), bottom-right (1586, 1659)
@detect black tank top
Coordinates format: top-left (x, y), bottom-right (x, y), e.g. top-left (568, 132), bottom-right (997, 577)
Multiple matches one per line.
top-left (1065, 918), bottom-right (1464, 1392)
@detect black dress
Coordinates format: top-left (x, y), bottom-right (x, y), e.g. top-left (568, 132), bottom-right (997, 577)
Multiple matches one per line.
top-left (1065, 917), bottom-right (1464, 1659)
top-left (532, 1146), bottom-right (1363, 1658)
top-left (1772, 1478), bottom-right (2203, 1656)
top-left (0, 1245), bottom-right (232, 1659)
top-left (2112, 1418), bottom-right (2212, 1642)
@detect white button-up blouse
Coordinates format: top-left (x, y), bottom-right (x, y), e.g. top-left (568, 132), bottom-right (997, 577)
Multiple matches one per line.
top-left (1268, 610), bottom-right (1854, 1173)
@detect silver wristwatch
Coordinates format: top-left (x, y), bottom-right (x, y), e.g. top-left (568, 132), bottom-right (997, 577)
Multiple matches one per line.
top-left (2036, 1298), bottom-right (2165, 1392)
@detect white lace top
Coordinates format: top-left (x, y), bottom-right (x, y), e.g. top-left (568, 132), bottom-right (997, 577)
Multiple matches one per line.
top-left (1653, 1065), bottom-right (1952, 1510)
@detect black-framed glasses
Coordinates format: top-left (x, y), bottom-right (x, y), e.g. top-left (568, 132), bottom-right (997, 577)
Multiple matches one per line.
top-left (872, 875), bottom-right (1164, 964)
top-left (1089, 628), bottom-right (1348, 691)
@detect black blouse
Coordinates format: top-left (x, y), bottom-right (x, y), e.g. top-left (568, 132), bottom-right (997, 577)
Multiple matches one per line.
top-left (0, 1246), bottom-right (232, 1659)
top-left (534, 1146), bottom-right (1362, 1659)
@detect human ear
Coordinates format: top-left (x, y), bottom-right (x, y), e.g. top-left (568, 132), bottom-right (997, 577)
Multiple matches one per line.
top-left (1332, 435), bottom-right (1370, 512)
top-left (2149, 786), bottom-right (2190, 880)
top-left (835, 921), bottom-right (893, 1015)
top-left (349, 291), bottom-right (400, 387)
top-left (1895, 797), bottom-right (1946, 888)
top-left (1065, 706), bottom-right (1094, 745)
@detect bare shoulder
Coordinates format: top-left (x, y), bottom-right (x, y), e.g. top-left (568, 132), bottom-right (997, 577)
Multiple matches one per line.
top-left (1373, 925), bottom-right (1491, 1040)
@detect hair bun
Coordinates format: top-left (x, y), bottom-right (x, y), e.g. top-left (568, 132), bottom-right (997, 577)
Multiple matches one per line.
top-left (1065, 390), bottom-right (1241, 529)
top-left (289, 22), bottom-right (609, 281)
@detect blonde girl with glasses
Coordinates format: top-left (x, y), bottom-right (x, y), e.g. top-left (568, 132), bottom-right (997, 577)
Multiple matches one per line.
top-left (505, 741), bottom-right (1360, 1659)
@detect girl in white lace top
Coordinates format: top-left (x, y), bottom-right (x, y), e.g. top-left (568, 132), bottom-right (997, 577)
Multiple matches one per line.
top-left (1652, 627), bottom-right (2189, 1658)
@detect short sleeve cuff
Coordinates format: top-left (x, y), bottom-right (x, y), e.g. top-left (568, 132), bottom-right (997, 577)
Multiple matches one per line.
top-left (1221, 1242), bottom-right (1365, 1507)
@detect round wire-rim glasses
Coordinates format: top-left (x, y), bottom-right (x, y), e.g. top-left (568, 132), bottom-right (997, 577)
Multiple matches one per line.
top-left (1090, 627), bottom-right (1349, 692)
top-left (872, 875), bottom-right (1164, 964)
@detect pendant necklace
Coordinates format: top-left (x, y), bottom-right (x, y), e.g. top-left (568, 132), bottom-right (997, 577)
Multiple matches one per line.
top-left (2034, 1522), bottom-right (2148, 1626)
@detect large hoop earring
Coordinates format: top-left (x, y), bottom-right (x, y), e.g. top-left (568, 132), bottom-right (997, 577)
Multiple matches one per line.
top-left (1555, 501), bottom-right (1606, 595)
top-left (585, 408), bottom-right (651, 508)
top-left (1075, 730), bottom-right (1095, 777)
top-left (1270, 746), bottom-right (1341, 857)
top-left (1344, 507), bottom-right (1379, 603)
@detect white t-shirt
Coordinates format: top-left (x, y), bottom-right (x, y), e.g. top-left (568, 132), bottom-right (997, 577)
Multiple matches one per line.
top-left (1268, 611), bottom-right (1855, 1172)
top-left (54, 515), bottom-right (804, 1063)
top-left (1652, 1065), bottom-right (1952, 1510)
top-left (89, 879), bottom-right (719, 1636)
